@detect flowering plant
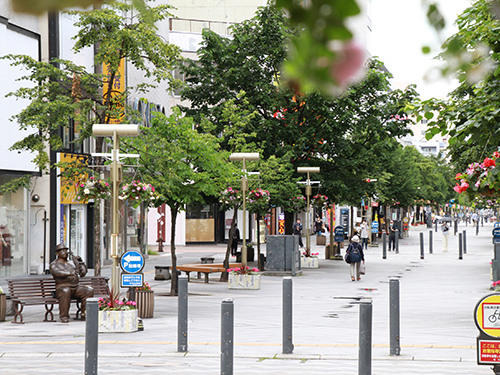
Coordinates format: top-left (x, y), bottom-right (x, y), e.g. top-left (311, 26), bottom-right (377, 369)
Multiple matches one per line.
top-left (219, 187), bottom-right (242, 209)
top-left (119, 180), bottom-right (159, 208)
top-left (98, 297), bottom-right (137, 311)
top-left (227, 266), bottom-right (260, 275)
top-left (291, 196), bottom-right (307, 212)
top-left (135, 282), bottom-right (152, 292)
top-left (454, 152), bottom-right (500, 198)
top-left (491, 280), bottom-right (500, 292)
top-left (247, 188), bottom-right (270, 214)
top-left (311, 194), bottom-right (329, 209)
top-left (76, 176), bottom-right (111, 202)
top-left (303, 252), bottom-right (319, 258)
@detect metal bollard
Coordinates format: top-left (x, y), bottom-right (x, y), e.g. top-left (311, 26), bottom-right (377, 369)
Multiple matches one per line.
top-left (454, 219), bottom-right (458, 234)
top-left (419, 232), bottom-right (424, 260)
top-left (359, 300), bottom-right (372, 375)
top-left (85, 298), bottom-right (99, 375)
top-left (429, 230), bottom-right (433, 254)
top-left (389, 279), bottom-right (400, 356)
top-left (435, 220), bottom-right (438, 232)
top-left (221, 299), bottom-right (234, 375)
top-left (395, 229), bottom-right (399, 253)
top-left (463, 230), bottom-right (467, 254)
top-left (458, 233), bottom-right (463, 260)
top-left (477, 220), bottom-right (479, 235)
top-left (382, 232), bottom-right (387, 259)
top-left (178, 275), bottom-right (188, 352)
top-left (493, 259), bottom-right (499, 282)
top-left (282, 277), bottom-right (294, 354)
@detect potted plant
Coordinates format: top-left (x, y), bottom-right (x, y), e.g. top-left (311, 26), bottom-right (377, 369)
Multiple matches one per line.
top-left (454, 152), bottom-right (500, 198)
top-left (0, 286), bottom-right (5, 322)
top-left (76, 176), bottom-right (111, 202)
top-left (98, 291), bottom-right (138, 333)
top-left (227, 266), bottom-right (261, 290)
top-left (134, 282), bottom-right (154, 319)
top-left (301, 252), bottom-right (320, 268)
top-left (119, 180), bottom-right (159, 208)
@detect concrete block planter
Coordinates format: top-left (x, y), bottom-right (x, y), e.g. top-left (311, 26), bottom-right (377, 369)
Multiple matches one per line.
top-left (98, 309), bottom-right (138, 333)
top-left (301, 256), bottom-right (319, 268)
top-left (228, 273), bottom-right (261, 290)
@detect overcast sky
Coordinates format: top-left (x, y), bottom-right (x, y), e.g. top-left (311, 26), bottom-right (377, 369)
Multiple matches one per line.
top-left (370, 0), bottom-right (473, 100)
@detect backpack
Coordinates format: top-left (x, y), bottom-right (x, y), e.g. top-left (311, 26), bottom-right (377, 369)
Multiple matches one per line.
top-left (346, 243), bottom-right (361, 263)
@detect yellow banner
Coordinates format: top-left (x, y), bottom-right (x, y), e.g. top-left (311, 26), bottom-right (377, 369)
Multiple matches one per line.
top-left (60, 153), bottom-right (87, 204)
top-left (103, 59), bottom-right (125, 124)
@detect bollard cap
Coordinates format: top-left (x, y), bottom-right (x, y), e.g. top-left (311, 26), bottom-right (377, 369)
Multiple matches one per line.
top-left (222, 298), bottom-right (233, 303)
top-left (87, 297), bottom-right (99, 303)
top-left (283, 276), bottom-right (292, 280)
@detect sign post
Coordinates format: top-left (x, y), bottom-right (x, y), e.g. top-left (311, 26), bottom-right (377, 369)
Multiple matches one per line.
top-left (333, 226), bottom-right (344, 259)
top-left (120, 250), bottom-right (145, 290)
top-left (474, 294), bottom-right (500, 374)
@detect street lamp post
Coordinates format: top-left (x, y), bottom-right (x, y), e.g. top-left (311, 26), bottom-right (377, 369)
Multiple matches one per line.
top-left (229, 153), bottom-right (260, 269)
top-left (297, 167), bottom-right (320, 256)
top-left (92, 124), bottom-right (140, 293)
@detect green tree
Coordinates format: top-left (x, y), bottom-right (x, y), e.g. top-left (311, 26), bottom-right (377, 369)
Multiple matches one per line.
top-left (123, 109), bottom-right (236, 295)
top-left (3, 0), bottom-right (181, 273)
top-left (179, 5), bottom-right (417, 207)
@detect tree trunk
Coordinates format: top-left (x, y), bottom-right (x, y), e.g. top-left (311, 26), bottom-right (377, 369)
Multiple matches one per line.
top-left (170, 205), bottom-right (178, 296)
top-left (220, 208), bottom-right (238, 282)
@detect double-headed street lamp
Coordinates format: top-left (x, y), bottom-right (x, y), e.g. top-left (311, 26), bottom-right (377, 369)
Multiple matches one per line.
top-left (92, 124), bottom-right (139, 293)
top-left (229, 152), bottom-right (260, 269)
top-left (297, 167), bottom-right (320, 255)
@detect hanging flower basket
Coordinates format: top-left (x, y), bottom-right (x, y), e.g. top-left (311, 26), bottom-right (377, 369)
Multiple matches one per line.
top-left (219, 187), bottom-right (242, 210)
top-left (454, 152), bottom-right (500, 199)
top-left (76, 177), bottom-right (111, 202)
top-left (291, 196), bottom-right (307, 212)
top-left (119, 180), bottom-right (159, 208)
top-left (247, 188), bottom-right (270, 213)
top-left (311, 194), bottom-right (329, 209)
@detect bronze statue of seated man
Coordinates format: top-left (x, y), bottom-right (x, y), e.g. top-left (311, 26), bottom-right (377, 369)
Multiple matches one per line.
top-left (50, 243), bottom-right (94, 323)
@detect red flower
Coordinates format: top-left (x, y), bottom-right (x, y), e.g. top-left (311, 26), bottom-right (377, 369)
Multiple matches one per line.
top-left (483, 158), bottom-right (496, 168)
top-left (494, 151), bottom-right (500, 159)
top-left (455, 173), bottom-right (462, 180)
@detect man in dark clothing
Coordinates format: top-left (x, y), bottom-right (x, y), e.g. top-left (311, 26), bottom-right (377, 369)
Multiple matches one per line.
top-left (293, 218), bottom-right (304, 248)
top-left (231, 224), bottom-right (240, 256)
top-left (388, 220), bottom-right (398, 251)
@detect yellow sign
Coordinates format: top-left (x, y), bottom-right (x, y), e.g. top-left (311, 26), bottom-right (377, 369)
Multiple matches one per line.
top-left (475, 294), bottom-right (500, 338)
top-left (103, 58), bottom-right (125, 124)
top-left (60, 153), bottom-right (87, 204)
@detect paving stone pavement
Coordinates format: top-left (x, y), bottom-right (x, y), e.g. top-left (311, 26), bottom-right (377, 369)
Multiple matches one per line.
top-left (0, 221), bottom-right (498, 374)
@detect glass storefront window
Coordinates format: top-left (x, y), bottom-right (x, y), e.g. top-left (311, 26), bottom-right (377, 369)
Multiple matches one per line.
top-left (0, 180), bottom-right (28, 277)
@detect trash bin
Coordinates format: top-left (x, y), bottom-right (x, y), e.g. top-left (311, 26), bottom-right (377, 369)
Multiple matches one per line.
top-left (316, 235), bottom-right (326, 246)
top-left (266, 235), bottom-right (301, 272)
top-left (154, 265), bottom-right (171, 280)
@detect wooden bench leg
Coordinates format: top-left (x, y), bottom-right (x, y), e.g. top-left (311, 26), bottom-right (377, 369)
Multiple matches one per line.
top-left (197, 272), bottom-right (201, 279)
top-left (12, 302), bottom-right (24, 324)
top-left (204, 273), bottom-right (209, 283)
top-left (44, 304), bottom-right (55, 322)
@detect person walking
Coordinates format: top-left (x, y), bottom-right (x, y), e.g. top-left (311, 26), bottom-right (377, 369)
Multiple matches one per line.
top-left (346, 235), bottom-right (364, 281)
top-left (441, 220), bottom-right (450, 252)
top-left (360, 219), bottom-right (369, 250)
top-left (293, 218), bottom-right (304, 248)
top-left (388, 220), bottom-right (397, 251)
top-left (231, 224), bottom-right (240, 256)
top-left (314, 217), bottom-right (324, 236)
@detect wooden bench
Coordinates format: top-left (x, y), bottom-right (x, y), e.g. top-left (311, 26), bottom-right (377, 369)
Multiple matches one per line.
top-left (177, 263), bottom-right (242, 283)
top-left (7, 276), bottom-right (109, 324)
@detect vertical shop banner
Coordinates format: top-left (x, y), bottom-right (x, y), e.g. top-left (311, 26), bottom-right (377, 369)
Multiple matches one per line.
top-left (60, 153), bottom-right (87, 204)
top-left (103, 59), bottom-right (125, 124)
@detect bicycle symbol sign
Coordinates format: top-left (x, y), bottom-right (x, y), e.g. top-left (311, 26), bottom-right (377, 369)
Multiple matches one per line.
top-left (484, 304), bottom-right (500, 329)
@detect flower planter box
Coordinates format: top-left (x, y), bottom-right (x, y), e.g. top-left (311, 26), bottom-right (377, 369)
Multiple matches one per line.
top-left (228, 274), bottom-right (261, 290)
top-left (301, 256), bottom-right (319, 268)
top-left (98, 309), bottom-right (138, 333)
top-left (135, 290), bottom-right (154, 319)
top-left (0, 293), bottom-right (6, 322)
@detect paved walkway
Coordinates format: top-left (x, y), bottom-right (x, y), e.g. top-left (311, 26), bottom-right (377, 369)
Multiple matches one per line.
top-left (0, 222), bottom-right (497, 374)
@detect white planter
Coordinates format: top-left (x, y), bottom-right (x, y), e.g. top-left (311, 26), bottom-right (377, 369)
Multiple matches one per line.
top-left (98, 309), bottom-right (138, 333)
top-left (228, 273), bottom-right (261, 290)
top-left (301, 256), bottom-right (319, 268)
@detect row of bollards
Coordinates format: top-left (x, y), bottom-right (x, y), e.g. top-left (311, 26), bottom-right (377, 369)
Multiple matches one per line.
top-left (417, 229), bottom-right (469, 260)
top-left (84, 277), bottom-right (403, 375)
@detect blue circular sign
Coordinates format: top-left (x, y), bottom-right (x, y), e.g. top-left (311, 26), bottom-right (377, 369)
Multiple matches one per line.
top-left (334, 226), bottom-right (344, 242)
top-left (493, 228), bottom-right (500, 238)
top-left (120, 250), bottom-right (145, 274)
